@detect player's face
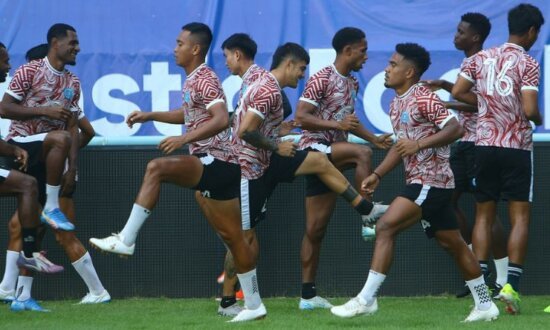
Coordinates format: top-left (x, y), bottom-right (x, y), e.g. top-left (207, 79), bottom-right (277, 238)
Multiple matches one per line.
top-left (223, 48), bottom-right (239, 75)
top-left (174, 30), bottom-right (195, 67)
top-left (454, 21), bottom-right (476, 51)
top-left (0, 47), bottom-right (10, 83)
top-left (349, 38), bottom-right (368, 71)
top-left (287, 59), bottom-right (307, 88)
top-left (56, 30), bottom-right (80, 66)
top-left (384, 52), bottom-right (409, 89)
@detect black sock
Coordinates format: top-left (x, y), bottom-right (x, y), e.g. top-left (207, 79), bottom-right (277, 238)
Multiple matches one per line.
top-left (22, 228), bottom-right (37, 258)
top-left (507, 263), bottom-right (523, 291)
top-left (301, 282), bottom-right (316, 299)
top-left (354, 199), bottom-right (374, 216)
top-left (479, 261), bottom-right (489, 277)
top-left (220, 296), bottom-right (237, 308)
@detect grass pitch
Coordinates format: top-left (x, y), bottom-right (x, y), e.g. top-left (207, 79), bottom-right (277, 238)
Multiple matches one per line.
top-left (1, 296), bottom-right (549, 329)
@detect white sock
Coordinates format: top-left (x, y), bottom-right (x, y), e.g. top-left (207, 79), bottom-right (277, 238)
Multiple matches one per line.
top-left (0, 250), bottom-right (19, 293)
top-left (467, 244), bottom-right (473, 251)
top-left (493, 257), bottom-right (509, 287)
top-left (72, 252), bottom-right (105, 296)
top-left (358, 270), bottom-right (386, 305)
top-left (44, 184), bottom-right (61, 212)
top-left (466, 275), bottom-right (492, 311)
top-left (120, 204), bottom-right (151, 246)
top-left (15, 276), bottom-right (33, 301)
top-left (237, 268), bottom-right (262, 310)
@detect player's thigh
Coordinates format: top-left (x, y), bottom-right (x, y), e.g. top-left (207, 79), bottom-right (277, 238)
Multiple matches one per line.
top-left (330, 142), bottom-right (372, 169)
top-left (376, 196), bottom-right (421, 235)
top-left (200, 197), bottom-right (242, 237)
top-left (0, 169), bottom-right (37, 196)
top-left (148, 155), bottom-right (203, 187)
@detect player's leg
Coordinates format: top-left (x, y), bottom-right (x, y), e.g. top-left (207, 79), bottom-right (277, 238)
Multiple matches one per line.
top-left (330, 142), bottom-right (373, 195)
top-left (491, 216), bottom-right (508, 290)
top-left (0, 213), bottom-right (22, 302)
top-left (331, 196), bottom-right (420, 318)
top-left (90, 155), bottom-right (204, 254)
top-left (294, 152), bottom-right (387, 224)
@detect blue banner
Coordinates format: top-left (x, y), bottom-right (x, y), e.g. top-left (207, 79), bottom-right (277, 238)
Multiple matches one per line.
top-left (1, 0), bottom-right (549, 144)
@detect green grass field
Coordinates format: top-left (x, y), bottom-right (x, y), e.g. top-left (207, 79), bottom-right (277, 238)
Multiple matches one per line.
top-left (1, 296), bottom-right (549, 329)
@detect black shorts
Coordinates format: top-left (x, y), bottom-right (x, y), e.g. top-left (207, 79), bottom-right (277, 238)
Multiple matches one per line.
top-left (8, 137), bottom-right (47, 205)
top-left (303, 142), bottom-right (334, 197)
top-left (450, 141), bottom-right (476, 193)
top-left (193, 154), bottom-right (240, 201)
top-left (474, 146), bottom-right (532, 203)
top-left (240, 150), bottom-right (308, 230)
top-left (399, 184), bottom-right (458, 238)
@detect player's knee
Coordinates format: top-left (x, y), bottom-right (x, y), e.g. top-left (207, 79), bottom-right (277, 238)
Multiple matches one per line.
top-left (356, 145), bottom-right (372, 164)
top-left (47, 130), bottom-right (72, 148)
top-left (145, 158), bottom-right (163, 178)
top-left (20, 175), bottom-right (38, 197)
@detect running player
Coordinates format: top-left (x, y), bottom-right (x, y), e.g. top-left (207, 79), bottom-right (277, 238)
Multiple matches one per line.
top-left (89, 23), bottom-right (266, 323)
top-left (331, 43), bottom-right (498, 322)
top-left (423, 13), bottom-right (508, 297)
top-left (295, 27), bottom-right (392, 309)
top-left (452, 3), bottom-right (544, 314)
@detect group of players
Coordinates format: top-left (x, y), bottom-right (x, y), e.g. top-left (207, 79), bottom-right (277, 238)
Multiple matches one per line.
top-left (0, 1), bottom-right (547, 323)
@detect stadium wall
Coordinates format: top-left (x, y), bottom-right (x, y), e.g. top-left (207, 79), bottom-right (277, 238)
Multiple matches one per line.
top-left (0, 145), bottom-right (548, 300)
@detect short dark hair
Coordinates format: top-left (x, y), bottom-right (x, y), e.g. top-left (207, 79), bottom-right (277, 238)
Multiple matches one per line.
top-left (332, 27), bottom-right (365, 53)
top-left (508, 3), bottom-right (545, 35)
top-left (26, 43), bottom-right (49, 62)
top-left (221, 33), bottom-right (257, 60)
top-left (461, 12), bottom-right (491, 43)
top-left (395, 43), bottom-right (431, 77)
top-left (47, 23), bottom-right (76, 45)
top-left (182, 22), bottom-right (213, 56)
top-left (270, 42), bottom-right (310, 70)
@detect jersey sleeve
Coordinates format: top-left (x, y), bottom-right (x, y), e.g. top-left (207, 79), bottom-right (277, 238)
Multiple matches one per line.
top-left (521, 57), bottom-right (540, 91)
top-left (247, 85), bottom-right (276, 121)
top-left (6, 64), bottom-right (36, 101)
top-left (458, 54), bottom-right (478, 84)
top-left (417, 94), bottom-right (456, 129)
top-left (199, 73), bottom-right (226, 110)
top-left (299, 70), bottom-right (329, 107)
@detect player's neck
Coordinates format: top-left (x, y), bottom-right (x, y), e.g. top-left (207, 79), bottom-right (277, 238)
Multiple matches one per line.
top-left (507, 35), bottom-right (528, 50)
top-left (184, 60), bottom-right (205, 76)
top-left (395, 81), bottom-right (417, 96)
top-left (270, 69), bottom-right (286, 88)
top-left (239, 60), bottom-right (255, 78)
top-left (333, 59), bottom-right (351, 76)
top-left (464, 45), bottom-right (482, 58)
top-left (46, 54), bottom-right (65, 72)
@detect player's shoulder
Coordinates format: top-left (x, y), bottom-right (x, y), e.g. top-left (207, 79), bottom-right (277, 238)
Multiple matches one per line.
top-left (414, 84), bottom-right (442, 103)
top-left (309, 65), bottom-right (333, 81)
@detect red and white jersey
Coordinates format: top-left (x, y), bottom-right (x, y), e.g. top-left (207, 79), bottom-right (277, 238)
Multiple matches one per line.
top-left (390, 84), bottom-right (456, 189)
top-left (232, 72), bottom-right (283, 179)
top-left (240, 64), bottom-right (267, 100)
top-left (456, 56), bottom-right (478, 142)
top-left (182, 64), bottom-right (234, 163)
top-left (298, 65), bottom-right (359, 149)
top-left (5, 57), bottom-right (83, 140)
top-left (460, 43), bottom-right (539, 150)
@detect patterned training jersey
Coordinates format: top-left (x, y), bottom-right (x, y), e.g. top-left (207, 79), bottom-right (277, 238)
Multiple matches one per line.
top-left (240, 64), bottom-right (268, 101)
top-left (460, 43), bottom-right (539, 151)
top-left (232, 72), bottom-right (283, 179)
top-left (181, 64), bottom-right (234, 163)
top-left (298, 65), bottom-right (359, 149)
top-left (390, 83), bottom-right (456, 189)
top-left (456, 56), bottom-right (478, 142)
top-left (5, 57), bottom-right (84, 140)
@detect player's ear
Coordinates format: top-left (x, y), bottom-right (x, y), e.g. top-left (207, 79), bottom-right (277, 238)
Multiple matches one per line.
top-left (472, 34), bottom-right (480, 43)
top-left (192, 43), bottom-right (201, 56)
top-left (342, 44), bottom-right (353, 56)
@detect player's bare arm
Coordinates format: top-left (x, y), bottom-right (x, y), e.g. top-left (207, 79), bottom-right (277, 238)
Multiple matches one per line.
top-left (352, 125), bottom-right (393, 149)
top-left (361, 146), bottom-right (402, 194)
top-left (78, 117), bottom-right (96, 148)
top-left (521, 90), bottom-right (542, 125)
top-left (451, 76), bottom-right (477, 106)
top-left (158, 102), bottom-right (229, 154)
top-left (421, 79), bottom-right (454, 93)
top-left (395, 117), bottom-right (463, 157)
top-left (295, 100), bottom-right (349, 131)
top-left (0, 141), bottom-right (28, 171)
top-left (126, 108), bottom-right (186, 128)
top-left (0, 93), bottom-right (72, 121)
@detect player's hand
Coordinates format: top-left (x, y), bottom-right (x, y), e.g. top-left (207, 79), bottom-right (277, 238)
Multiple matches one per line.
top-left (275, 141), bottom-right (297, 157)
top-left (159, 136), bottom-right (186, 154)
top-left (43, 106), bottom-right (72, 121)
top-left (61, 169), bottom-right (77, 197)
top-left (12, 147), bottom-right (28, 171)
top-left (337, 114), bottom-right (359, 131)
top-left (420, 79), bottom-right (445, 91)
top-left (361, 173), bottom-right (380, 196)
top-left (395, 138), bottom-right (421, 157)
top-left (278, 120), bottom-right (297, 137)
top-left (127, 111), bottom-right (150, 128)
top-left (372, 133), bottom-right (393, 149)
